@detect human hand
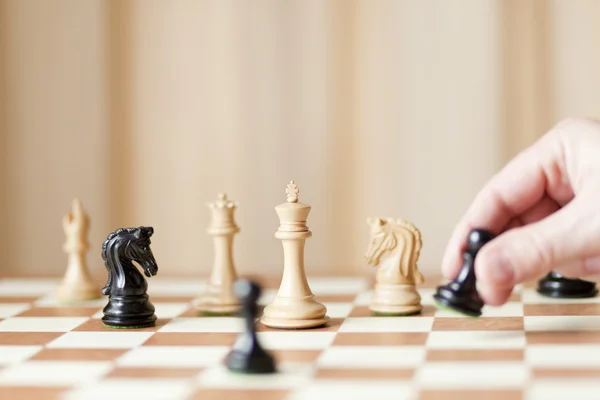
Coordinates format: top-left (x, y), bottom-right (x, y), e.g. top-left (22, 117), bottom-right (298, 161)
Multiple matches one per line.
top-left (441, 118), bottom-right (600, 306)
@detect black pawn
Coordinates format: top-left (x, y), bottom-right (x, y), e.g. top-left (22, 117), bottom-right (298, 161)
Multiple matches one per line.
top-left (433, 229), bottom-right (495, 317)
top-left (537, 271), bottom-right (598, 298)
top-left (225, 279), bottom-right (276, 374)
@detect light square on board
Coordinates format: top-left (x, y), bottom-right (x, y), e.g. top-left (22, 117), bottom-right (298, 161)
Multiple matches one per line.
top-left (0, 346), bottom-right (42, 366)
top-left (255, 332), bottom-right (336, 350)
top-left (526, 345), bottom-right (600, 368)
top-left (426, 331), bottom-right (526, 349)
top-left (321, 303), bottom-right (354, 318)
top-left (0, 304), bottom-right (32, 318)
top-left (0, 278), bottom-right (58, 296)
top-left (16, 307), bottom-right (100, 318)
top-left (116, 346), bottom-right (230, 368)
top-left (286, 381), bottom-right (414, 400)
top-left (144, 278), bottom-right (207, 297)
top-left (524, 316), bottom-right (600, 331)
top-left (353, 290), bottom-right (373, 306)
top-left (414, 362), bottom-right (529, 389)
top-left (197, 363), bottom-right (314, 390)
top-left (418, 288), bottom-right (437, 306)
top-left (0, 361), bottom-right (113, 386)
top-left (339, 317), bottom-right (434, 332)
top-left (0, 317), bottom-right (89, 332)
top-left (46, 331), bottom-right (154, 349)
top-left (317, 346), bottom-right (426, 369)
top-left (60, 378), bottom-right (195, 400)
top-left (33, 295), bottom-right (106, 308)
top-left (306, 277), bottom-right (369, 295)
top-left (158, 317), bottom-right (243, 333)
top-left (526, 380), bottom-right (600, 400)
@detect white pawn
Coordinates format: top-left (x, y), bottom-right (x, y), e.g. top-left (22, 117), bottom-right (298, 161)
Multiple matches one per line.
top-left (260, 181), bottom-right (329, 329)
top-left (56, 198), bottom-right (100, 302)
top-left (364, 217), bottom-right (424, 315)
top-left (194, 193), bottom-right (241, 315)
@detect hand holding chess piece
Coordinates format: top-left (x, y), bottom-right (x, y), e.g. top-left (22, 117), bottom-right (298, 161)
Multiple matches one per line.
top-left (194, 193), bottom-right (241, 315)
top-left (56, 198), bottom-right (100, 302)
top-left (364, 218), bottom-right (424, 316)
top-left (433, 228), bottom-right (495, 317)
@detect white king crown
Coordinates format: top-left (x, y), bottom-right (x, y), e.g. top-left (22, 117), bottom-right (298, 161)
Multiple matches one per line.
top-left (276, 181), bottom-right (311, 232)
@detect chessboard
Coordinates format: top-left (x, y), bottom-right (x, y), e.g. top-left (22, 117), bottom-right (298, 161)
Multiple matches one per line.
top-left (0, 274), bottom-right (598, 400)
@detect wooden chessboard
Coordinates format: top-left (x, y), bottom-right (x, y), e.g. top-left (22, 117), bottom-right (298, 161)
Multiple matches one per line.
top-left (0, 274), bottom-right (599, 400)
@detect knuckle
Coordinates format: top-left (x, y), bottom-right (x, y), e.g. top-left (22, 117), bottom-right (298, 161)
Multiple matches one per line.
top-left (507, 229), bottom-right (555, 275)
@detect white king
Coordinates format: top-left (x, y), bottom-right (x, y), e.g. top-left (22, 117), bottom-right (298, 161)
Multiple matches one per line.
top-left (260, 181), bottom-right (330, 329)
top-left (195, 193), bottom-right (241, 315)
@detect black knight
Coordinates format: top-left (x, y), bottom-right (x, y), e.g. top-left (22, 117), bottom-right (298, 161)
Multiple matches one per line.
top-left (101, 226), bottom-right (159, 328)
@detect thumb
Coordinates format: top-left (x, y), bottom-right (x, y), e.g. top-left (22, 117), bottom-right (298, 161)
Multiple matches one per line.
top-left (475, 198), bottom-right (598, 290)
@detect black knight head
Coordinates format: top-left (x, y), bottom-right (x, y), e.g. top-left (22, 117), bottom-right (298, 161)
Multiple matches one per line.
top-left (101, 226), bottom-right (159, 296)
top-left (125, 226), bottom-right (158, 278)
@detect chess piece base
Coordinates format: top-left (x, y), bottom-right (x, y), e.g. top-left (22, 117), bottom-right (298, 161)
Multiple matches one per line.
top-left (194, 299), bottom-right (240, 316)
top-left (433, 284), bottom-right (483, 318)
top-left (369, 283), bottom-right (422, 316)
top-left (194, 288), bottom-right (240, 315)
top-left (225, 348), bottom-right (276, 374)
top-left (102, 294), bottom-right (157, 329)
top-left (56, 284), bottom-right (100, 303)
top-left (260, 295), bottom-right (330, 329)
top-left (537, 273), bottom-right (598, 298)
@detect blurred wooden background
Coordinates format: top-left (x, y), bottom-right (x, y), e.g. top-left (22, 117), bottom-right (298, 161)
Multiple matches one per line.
top-left (1, 0), bottom-right (599, 278)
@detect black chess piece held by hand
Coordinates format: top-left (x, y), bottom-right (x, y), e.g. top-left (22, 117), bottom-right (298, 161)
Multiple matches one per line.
top-left (433, 229), bottom-right (495, 317)
top-left (225, 279), bottom-right (276, 374)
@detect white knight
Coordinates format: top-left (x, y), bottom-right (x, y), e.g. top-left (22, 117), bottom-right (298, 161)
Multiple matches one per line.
top-left (364, 217), bottom-right (424, 315)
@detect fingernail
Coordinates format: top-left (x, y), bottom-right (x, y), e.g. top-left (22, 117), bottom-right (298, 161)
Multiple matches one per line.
top-left (480, 249), bottom-right (514, 285)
